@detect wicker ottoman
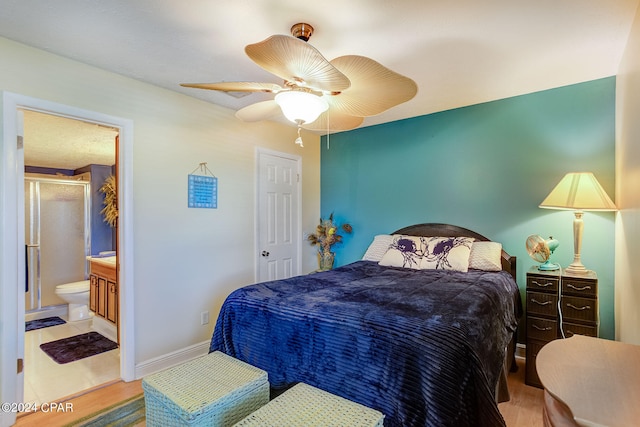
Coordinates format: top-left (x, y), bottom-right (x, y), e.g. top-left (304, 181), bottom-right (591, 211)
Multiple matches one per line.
top-left (142, 352), bottom-right (269, 427)
top-left (233, 382), bottom-right (385, 427)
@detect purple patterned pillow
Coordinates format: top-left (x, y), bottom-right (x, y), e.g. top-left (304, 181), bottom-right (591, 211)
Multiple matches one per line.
top-left (378, 235), bottom-right (427, 269)
top-left (418, 237), bottom-right (474, 272)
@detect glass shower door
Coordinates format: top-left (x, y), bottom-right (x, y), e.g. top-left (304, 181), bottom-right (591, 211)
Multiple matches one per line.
top-left (25, 178), bottom-right (90, 311)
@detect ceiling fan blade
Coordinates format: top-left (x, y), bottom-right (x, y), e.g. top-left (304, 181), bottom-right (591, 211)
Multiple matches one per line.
top-left (328, 55), bottom-right (418, 117)
top-left (301, 108), bottom-right (364, 132)
top-left (235, 100), bottom-right (283, 122)
top-left (245, 35), bottom-right (351, 93)
top-left (180, 81), bottom-right (283, 93)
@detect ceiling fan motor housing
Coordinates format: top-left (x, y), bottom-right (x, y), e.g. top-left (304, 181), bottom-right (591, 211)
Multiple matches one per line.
top-left (291, 23), bottom-right (314, 41)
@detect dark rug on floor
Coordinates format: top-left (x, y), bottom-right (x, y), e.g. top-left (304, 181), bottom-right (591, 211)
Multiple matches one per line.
top-left (25, 316), bottom-right (66, 331)
top-left (40, 332), bottom-right (118, 364)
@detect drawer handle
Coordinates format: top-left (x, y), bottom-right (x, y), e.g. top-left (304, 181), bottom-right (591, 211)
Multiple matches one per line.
top-left (531, 298), bottom-right (553, 306)
top-left (567, 283), bottom-right (592, 291)
top-left (566, 303), bottom-right (591, 311)
top-left (532, 280), bottom-right (554, 288)
top-left (532, 324), bottom-right (553, 332)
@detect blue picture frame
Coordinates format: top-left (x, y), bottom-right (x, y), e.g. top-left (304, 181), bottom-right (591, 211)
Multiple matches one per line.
top-left (188, 174), bottom-right (217, 209)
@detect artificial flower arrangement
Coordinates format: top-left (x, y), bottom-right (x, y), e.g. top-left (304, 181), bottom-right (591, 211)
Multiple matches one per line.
top-left (307, 213), bottom-right (353, 270)
top-left (100, 175), bottom-right (118, 228)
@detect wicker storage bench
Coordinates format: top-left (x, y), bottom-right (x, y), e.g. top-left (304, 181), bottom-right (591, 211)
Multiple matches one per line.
top-left (233, 382), bottom-right (384, 427)
top-left (142, 351), bottom-right (269, 426)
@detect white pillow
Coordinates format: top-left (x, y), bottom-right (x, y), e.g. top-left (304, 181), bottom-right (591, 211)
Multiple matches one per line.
top-left (378, 235), bottom-right (426, 269)
top-left (468, 241), bottom-right (503, 271)
top-left (419, 237), bottom-right (474, 272)
top-left (362, 234), bottom-right (395, 262)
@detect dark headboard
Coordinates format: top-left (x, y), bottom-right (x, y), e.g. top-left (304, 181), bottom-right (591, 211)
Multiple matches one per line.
top-left (392, 223), bottom-right (517, 280)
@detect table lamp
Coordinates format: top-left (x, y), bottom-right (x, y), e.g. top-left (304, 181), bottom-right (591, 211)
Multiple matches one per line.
top-left (539, 172), bottom-right (616, 275)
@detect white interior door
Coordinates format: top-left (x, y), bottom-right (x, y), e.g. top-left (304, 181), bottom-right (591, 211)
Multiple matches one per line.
top-left (257, 150), bottom-right (301, 282)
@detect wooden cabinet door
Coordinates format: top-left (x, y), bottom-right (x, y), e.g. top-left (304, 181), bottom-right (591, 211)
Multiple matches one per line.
top-left (97, 277), bottom-right (107, 317)
top-left (106, 280), bottom-right (118, 324)
top-left (89, 275), bottom-right (98, 312)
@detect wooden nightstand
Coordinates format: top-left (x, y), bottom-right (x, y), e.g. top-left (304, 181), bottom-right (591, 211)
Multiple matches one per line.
top-left (559, 270), bottom-right (598, 338)
top-left (525, 267), bottom-right (561, 388)
top-left (524, 267), bottom-right (598, 388)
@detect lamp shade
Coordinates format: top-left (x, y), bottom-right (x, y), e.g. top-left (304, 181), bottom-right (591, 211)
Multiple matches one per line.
top-left (274, 91), bottom-right (328, 125)
top-left (539, 172), bottom-right (616, 211)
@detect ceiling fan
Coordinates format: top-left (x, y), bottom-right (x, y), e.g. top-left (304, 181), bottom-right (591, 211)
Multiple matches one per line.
top-left (181, 23), bottom-right (418, 144)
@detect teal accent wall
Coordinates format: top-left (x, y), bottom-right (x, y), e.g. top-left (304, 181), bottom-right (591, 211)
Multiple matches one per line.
top-left (320, 77), bottom-right (616, 340)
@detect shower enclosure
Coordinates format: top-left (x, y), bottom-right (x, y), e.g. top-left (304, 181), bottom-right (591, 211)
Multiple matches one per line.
top-left (24, 175), bottom-right (91, 312)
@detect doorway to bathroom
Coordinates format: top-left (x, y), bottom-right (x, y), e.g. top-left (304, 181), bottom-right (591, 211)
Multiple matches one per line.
top-left (22, 110), bottom-right (120, 405)
top-left (0, 93), bottom-right (135, 427)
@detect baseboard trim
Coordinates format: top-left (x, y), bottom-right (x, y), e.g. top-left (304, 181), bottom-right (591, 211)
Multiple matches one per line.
top-left (25, 305), bottom-right (67, 322)
top-left (91, 316), bottom-right (118, 343)
top-left (135, 340), bottom-right (210, 379)
top-left (516, 342), bottom-right (526, 360)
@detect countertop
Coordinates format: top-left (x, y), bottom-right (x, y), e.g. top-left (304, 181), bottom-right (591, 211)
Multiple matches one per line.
top-left (87, 255), bottom-right (117, 268)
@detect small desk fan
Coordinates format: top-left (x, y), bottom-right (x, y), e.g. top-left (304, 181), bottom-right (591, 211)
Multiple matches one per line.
top-left (526, 235), bottom-right (560, 271)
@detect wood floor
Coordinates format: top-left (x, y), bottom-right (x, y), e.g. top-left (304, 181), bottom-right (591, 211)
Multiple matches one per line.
top-left (14, 358), bottom-right (543, 427)
top-left (499, 358), bottom-right (545, 426)
top-left (14, 379), bottom-right (144, 427)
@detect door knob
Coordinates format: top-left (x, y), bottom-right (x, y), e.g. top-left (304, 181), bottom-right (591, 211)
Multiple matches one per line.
top-left (261, 251), bottom-right (270, 257)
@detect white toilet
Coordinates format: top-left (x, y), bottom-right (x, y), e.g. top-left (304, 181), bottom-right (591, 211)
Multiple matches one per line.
top-left (55, 280), bottom-right (91, 321)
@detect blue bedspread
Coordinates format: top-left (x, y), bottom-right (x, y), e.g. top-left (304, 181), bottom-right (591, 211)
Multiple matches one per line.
top-left (210, 261), bottom-right (520, 427)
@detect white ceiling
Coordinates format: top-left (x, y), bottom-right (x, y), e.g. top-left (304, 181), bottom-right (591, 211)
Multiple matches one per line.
top-left (2, 0), bottom-right (638, 168)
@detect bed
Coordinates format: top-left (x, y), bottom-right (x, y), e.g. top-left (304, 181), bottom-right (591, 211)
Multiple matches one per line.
top-left (210, 223), bottom-right (521, 427)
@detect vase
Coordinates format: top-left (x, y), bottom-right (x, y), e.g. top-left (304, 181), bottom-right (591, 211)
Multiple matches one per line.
top-left (318, 251), bottom-right (335, 271)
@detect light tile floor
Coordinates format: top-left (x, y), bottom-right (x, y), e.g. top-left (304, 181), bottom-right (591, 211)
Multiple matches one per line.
top-left (24, 315), bottom-right (120, 405)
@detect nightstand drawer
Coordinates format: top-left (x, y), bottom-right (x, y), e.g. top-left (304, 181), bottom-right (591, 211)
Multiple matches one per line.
top-left (562, 322), bottom-right (597, 338)
top-left (562, 277), bottom-right (597, 297)
top-left (527, 275), bottom-right (559, 293)
top-left (526, 291), bottom-right (558, 317)
top-left (527, 317), bottom-right (557, 341)
top-left (561, 296), bottom-right (597, 324)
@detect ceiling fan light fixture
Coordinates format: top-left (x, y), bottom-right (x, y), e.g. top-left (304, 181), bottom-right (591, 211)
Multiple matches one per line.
top-left (275, 91), bottom-right (328, 125)
top-left (182, 22), bottom-right (417, 133)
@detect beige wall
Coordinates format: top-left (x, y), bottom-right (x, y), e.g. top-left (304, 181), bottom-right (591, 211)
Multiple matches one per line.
top-left (615, 4), bottom-right (640, 344)
top-left (0, 37), bottom-right (321, 362)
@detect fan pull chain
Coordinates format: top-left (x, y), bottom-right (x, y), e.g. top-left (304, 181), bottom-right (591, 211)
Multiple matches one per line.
top-left (294, 126), bottom-right (304, 147)
top-left (326, 109), bottom-right (330, 150)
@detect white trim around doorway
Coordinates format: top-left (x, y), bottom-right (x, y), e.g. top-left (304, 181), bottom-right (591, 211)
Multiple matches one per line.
top-left (0, 92), bottom-right (135, 426)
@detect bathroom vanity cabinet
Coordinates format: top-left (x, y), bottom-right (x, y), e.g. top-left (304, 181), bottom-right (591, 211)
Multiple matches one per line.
top-left (89, 258), bottom-right (118, 327)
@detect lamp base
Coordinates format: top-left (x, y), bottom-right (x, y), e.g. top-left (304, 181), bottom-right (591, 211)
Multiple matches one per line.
top-left (564, 263), bottom-right (589, 276)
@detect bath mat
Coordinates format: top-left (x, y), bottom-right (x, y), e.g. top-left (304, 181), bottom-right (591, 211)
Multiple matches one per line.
top-left (25, 316), bottom-right (66, 331)
top-left (40, 332), bottom-right (118, 364)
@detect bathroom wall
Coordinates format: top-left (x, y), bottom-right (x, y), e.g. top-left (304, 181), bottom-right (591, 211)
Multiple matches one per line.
top-left (76, 164), bottom-right (115, 254)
